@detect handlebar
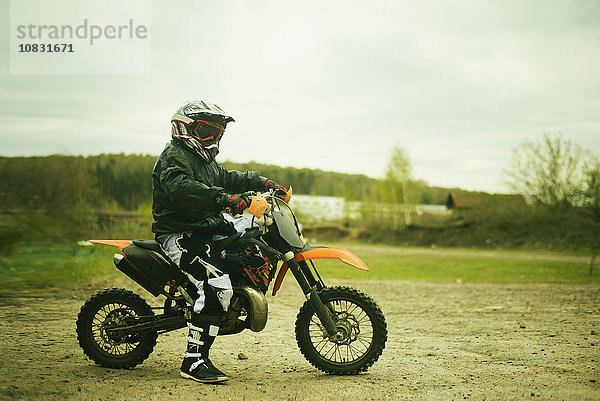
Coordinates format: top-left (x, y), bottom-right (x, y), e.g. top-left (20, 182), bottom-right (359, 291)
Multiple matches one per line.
top-left (223, 187), bottom-right (292, 218)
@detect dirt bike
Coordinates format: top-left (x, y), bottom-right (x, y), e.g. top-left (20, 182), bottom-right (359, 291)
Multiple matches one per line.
top-left (76, 189), bottom-right (387, 375)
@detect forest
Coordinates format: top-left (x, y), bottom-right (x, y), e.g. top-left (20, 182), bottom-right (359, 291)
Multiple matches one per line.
top-left (0, 153), bottom-right (406, 245)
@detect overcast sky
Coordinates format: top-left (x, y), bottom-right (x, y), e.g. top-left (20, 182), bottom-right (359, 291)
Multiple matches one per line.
top-left (1, 0), bottom-right (599, 193)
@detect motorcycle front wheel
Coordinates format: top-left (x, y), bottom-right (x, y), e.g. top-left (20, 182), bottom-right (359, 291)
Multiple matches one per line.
top-left (76, 288), bottom-right (158, 369)
top-left (295, 286), bottom-right (387, 375)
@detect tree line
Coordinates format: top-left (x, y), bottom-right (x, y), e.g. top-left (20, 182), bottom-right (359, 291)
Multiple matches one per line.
top-left (0, 153), bottom-right (453, 214)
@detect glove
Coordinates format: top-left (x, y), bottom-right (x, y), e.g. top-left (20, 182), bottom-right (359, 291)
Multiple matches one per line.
top-left (221, 193), bottom-right (251, 215)
top-left (265, 179), bottom-right (287, 199)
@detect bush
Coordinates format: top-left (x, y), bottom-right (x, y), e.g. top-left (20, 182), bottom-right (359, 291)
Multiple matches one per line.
top-left (0, 226), bottom-right (24, 255)
top-left (353, 200), bottom-right (598, 251)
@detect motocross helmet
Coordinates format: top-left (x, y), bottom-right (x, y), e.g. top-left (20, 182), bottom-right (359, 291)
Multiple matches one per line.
top-left (171, 100), bottom-right (235, 162)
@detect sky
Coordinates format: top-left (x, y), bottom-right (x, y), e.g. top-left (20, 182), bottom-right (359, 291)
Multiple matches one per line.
top-left (1, 0), bottom-right (599, 194)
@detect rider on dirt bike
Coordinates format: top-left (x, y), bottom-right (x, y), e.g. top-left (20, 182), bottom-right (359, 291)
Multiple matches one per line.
top-left (152, 99), bottom-right (287, 383)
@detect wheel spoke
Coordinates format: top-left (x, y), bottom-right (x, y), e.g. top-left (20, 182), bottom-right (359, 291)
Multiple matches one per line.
top-left (346, 344), bottom-right (358, 360)
top-left (322, 343), bottom-right (338, 360)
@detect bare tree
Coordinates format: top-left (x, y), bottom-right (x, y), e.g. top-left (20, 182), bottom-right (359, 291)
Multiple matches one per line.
top-left (583, 156), bottom-right (600, 219)
top-left (385, 145), bottom-right (413, 226)
top-left (583, 157), bottom-right (600, 274)
top-left (506, 133), bottom-right (600, 272)
top-left (505, 133), bottom-right (587, 207)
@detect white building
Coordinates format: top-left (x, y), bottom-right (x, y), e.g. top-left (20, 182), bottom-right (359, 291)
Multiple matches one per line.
top-left (289, 195), bottom-right (345, 222)
top-left (289, 195), bottom-right (450, 223)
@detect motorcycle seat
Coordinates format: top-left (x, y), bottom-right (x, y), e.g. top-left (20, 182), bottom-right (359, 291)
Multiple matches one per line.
top-left (132, 239), bottom-right (164, 253)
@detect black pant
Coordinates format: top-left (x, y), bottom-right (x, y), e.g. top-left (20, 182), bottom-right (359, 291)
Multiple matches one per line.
top-left (157, 231), bottom-right (234, 319)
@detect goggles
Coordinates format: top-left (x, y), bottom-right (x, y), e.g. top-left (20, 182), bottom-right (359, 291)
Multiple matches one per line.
top-left (172, 113), bottom-right (231, 145)
top-left (191, 119), bottom-right (226, 144)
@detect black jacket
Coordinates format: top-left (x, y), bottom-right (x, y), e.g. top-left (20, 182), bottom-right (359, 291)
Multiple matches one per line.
top-left (151, 141), bottom-right (267, 235)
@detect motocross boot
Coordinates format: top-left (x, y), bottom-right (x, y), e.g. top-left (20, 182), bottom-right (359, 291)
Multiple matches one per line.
top-left (180, 316), bottom-right (228, 383)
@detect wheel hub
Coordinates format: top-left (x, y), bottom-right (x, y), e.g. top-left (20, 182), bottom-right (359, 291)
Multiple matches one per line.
top-left (329, 311), bottom-right (360, 344)
top-left (101, 308), bottom-right (139, 344)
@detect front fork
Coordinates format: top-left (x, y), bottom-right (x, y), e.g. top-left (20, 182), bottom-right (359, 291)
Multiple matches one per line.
top-left (282, 251), bottom-right (340, 339)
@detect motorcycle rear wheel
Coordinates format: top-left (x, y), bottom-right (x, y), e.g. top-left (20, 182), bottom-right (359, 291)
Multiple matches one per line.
top-left (295, 286), bottom-right (387, 375)
top-left (76, 288), bottom-right (158, 369)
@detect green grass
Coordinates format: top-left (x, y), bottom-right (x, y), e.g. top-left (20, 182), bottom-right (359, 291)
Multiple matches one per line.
top-left (309, 243), bottom-right (599, 284)
top-left (0, 243), bottom-right (119, 290)
top-left (0, 242), bottom-right (598, 293)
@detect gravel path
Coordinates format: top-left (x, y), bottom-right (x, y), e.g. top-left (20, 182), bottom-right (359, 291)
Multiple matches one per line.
top-left (1, 277), bottom-right (599, 400)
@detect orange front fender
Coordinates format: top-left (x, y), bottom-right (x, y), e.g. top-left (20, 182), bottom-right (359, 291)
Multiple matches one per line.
top-left (294, 246), bottom-right (370, 271)
top-left (272, 246), bottom-right (369, 296)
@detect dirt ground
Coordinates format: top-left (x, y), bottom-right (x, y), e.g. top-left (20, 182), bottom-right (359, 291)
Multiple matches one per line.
top-left (1, 276), bottom-right (599, 401)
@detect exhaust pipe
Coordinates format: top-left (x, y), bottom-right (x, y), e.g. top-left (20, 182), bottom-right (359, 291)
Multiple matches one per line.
top-left (234, 285), bottom-right (268, 332)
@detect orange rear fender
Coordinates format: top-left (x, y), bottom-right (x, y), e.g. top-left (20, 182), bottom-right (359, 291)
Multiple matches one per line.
top-left (89, 240), bottom-right (133, 251)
